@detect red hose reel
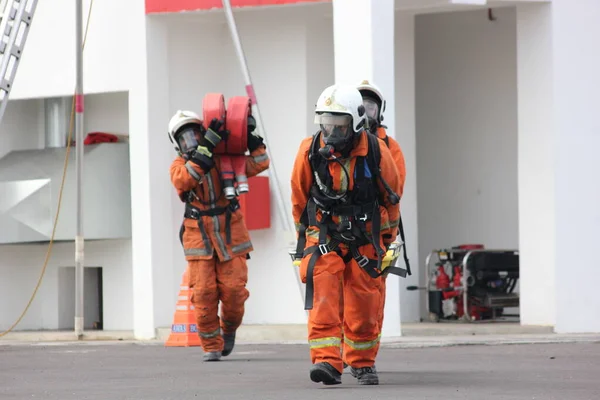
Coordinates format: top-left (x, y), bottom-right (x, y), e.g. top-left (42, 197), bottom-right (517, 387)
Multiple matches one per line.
top-left (202, 93), bottom-right (252, 199)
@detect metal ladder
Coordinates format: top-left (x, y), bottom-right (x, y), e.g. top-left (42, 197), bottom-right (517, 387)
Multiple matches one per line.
top-left (0, 0), bottom-right (38, 126)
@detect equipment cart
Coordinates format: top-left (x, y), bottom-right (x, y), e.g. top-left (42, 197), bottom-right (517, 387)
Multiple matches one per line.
top-left (420, 245), bottom-right (520, 322)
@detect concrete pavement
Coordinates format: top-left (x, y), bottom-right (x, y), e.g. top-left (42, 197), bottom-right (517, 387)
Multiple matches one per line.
top-left (1, 341), bottom-right (600, 399)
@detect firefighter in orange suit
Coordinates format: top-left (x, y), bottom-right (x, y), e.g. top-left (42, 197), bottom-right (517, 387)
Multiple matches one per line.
top-left (334, 80), bottom-right (407, 377)
top-left (357, 80), bottom-right (406, 197)
top-left (339, 80), bottom-right (408, 372)
top-left (291, 84), bottom-right (403, 385)
top-left (168, 110), bottom-right (269, 361)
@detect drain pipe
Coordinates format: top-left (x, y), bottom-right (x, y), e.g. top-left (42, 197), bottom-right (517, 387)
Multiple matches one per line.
top-left (44, 97), bottom-right (70, 148)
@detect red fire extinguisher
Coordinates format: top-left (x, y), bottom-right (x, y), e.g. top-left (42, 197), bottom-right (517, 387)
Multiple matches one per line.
top-left (436, 265), bottom-right (450, 289)
top-left (453, 266), bottom-right (462, 288)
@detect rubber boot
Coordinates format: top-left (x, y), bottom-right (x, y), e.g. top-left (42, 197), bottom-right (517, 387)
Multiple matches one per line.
top-left (351, 366), bottom-right (379, 385)
top-left (203, 351), bottom-right (222, 362)
top-left (309, 362), bottom-right (342, 385)
top-left (222, 332), bottom-right (236, 357)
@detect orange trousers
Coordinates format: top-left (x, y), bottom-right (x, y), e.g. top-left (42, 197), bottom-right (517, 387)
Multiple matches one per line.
top-left (339, 276), bottom-right (386, 364)
top-left (300, 249), bottom-right (385, 374)
top-left (188, 256), bottom-right (249, 352)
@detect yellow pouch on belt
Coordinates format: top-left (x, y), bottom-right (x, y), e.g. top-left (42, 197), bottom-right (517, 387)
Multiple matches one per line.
top-left (381, 242), bottom-right (401, 271)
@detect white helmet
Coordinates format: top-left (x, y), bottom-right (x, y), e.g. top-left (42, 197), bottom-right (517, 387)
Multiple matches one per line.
top-left (168, 110), bottom-right (203, 154)
top-left (356, 80), bottom-right (386, 123)
top-left (314, 84), bottom-right (366, 133)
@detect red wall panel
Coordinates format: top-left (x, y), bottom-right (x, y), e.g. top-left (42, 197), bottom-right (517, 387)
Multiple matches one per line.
top-left (239, 176), bottom-right (271, 231)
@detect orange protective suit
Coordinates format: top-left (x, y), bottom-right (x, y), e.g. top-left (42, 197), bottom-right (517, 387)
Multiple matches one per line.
top-left (291, 131), bottom-right (401, 374)
top-left (170, 146), bottom-right (269, 352)
top-left (339, 126), bottom-right (407, 362)
top-left (373, 126), bottom-right (406, 334)
top-left (376, 127), bottom-right (406, 197)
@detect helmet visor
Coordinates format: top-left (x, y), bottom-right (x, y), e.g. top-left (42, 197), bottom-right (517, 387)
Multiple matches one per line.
top-left (363, 98), bottom-right (379, 119)
top-left (176, 127), bottom-right (202, 154)
top-left (314, 113), bottom-right (353, 138)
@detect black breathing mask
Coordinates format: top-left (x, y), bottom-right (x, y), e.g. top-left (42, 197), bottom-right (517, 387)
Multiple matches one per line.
top-left (314, 113), bottom-right (354, 155)
top-left (175, 126), bottom-right (203, 155)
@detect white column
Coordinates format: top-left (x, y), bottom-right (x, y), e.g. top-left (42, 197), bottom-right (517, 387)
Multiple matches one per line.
top-left (551, 0), bottom-right (600, 333)
top-left (516, 4), bottom-right (556, 327)
top-left (394, 12), bottom-right (419, 324)
top-left (332, 0), bottom-right (401, 337)
top-left (128, 2), bottom-right (174, 339)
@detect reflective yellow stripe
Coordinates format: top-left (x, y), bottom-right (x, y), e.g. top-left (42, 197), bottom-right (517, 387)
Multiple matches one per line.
top-left (185, 161), bottom-right (203, 182)
top-left (185, 248), bottom-right (211, 256)
top-left (309, 337), bottom-right (342, 349)
top-left (199, 328), bottom-right (220, 339)
top-left (295, 222), bottom-right (303, 232)
top-left (339, 158), bottom-right (352, 192)
top-left (344, 334), bottom-right (381, 351)
top-left (231, 241), bottom-right (252, 253)
top-left (306, 228), bottom-right (320, 239)
top-left (253, 154), bottom-right (268, 162)
top-left (387, 219), bottom-right (399, 229)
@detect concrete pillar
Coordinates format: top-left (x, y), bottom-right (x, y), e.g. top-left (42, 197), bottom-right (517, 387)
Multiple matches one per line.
top-left (550, 0), bottom-right (600, 333)
top-left (394, 12), bottom-right (419, 324)
top-left (516, 3), bottom-right (556, 327)
top-left (518, 0), bottom-right (600, 333)
top-left (128, 2), bottom-right (174, 339)
top-left (332, 0), bottom-right (402, 337)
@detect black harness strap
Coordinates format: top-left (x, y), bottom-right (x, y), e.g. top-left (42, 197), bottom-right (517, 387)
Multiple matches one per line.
top-left (294, 131), bottom-right (412, 310)
top-left (184, 200), bottom-right (240, 247)
top-left (397, 216), bottom-right (411, 276)
top-left (365, 133), bottom-right (411, 277)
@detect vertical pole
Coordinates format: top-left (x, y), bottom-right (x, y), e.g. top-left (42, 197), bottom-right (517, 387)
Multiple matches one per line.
top-left (221, 0), bottom-right (293, 233)
top-left (74, 0), bottom-right (85, 338)
top-left (221, 0), bottom-right (306, 312)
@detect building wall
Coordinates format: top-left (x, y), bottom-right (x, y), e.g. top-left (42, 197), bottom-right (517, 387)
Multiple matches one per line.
top-left (0, 99), bottom-right (45, 159)
top-left (415, 8), bottom-right (520, 317)
top-left (0, 92), bottom-right (132, 331)
top-left (11, 0), bottom-right (136, 100)
top-left (0, 240), bottom-right (132, 331)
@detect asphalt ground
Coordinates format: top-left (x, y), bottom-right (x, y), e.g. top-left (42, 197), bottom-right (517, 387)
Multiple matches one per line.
top-left (1, 342), bottom-right (599, 400)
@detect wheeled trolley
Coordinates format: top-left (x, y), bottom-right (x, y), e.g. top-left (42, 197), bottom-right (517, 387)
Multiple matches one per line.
top-left (423, 245), bottom-right (520, 322)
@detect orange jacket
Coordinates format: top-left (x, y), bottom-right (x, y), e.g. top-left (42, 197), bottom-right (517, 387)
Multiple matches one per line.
top-left (170, 146), bottom-right (270, 262)
top-left (376, 127), bottom-right (406, 197)
top-left (291, 131), bottom-right (401, 249)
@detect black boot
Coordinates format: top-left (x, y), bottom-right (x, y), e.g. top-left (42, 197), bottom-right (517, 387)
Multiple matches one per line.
top-left (309, 362), bottom-right (342, 385)
top-left (202, 351), bottom-right (222, 362)
top-left (222, 332), bottom-right (236, 357)
top-left (351, 366), bottom-right (379, 385)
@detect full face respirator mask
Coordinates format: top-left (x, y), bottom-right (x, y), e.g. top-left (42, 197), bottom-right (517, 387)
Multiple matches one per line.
top-left (362, 97), bottom-right (380, 135)
top-left (175, 125), bottom-right (204, 155)
top-left (314, 113), bottom-right (354, 155)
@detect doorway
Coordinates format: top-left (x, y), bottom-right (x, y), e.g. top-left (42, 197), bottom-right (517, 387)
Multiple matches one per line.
top-left (58, 266), bottom-right (104, 330)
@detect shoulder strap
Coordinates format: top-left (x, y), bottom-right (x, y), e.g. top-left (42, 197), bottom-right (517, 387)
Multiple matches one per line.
top-left (308, 131), bottom-right (327, 175)
top-left (294, 134), bottom-right (321, 260)
top-left (366, 132), bottom-right (411, 276)
top-left (365, 132), bottom-right (382, 178)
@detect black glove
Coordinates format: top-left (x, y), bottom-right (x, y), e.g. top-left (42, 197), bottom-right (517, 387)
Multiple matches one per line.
top-left (189, 145), bottom-right (215, 173)
top-left (203, 118), bottom-right (228, 152)
top-left (247, 131), bottom-right (264, 152)
top-left (247, 115), bottom-right (257, 133)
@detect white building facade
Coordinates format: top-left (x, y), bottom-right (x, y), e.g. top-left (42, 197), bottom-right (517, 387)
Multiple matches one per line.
top-left (0, 0), bottom-right (598, 338)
